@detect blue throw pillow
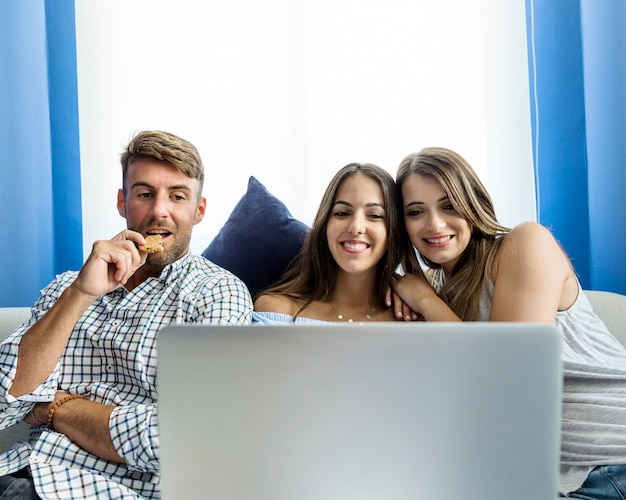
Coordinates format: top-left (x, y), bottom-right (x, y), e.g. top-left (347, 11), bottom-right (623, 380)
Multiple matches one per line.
top-left (202, 176), bottom-right (310, 296)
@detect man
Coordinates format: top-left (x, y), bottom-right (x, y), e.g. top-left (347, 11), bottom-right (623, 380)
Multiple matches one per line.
top-left (0, 130), bottom-right (253, 498)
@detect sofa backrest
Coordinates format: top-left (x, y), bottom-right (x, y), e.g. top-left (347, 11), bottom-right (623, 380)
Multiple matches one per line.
top-left (0, 307), bottom-right (31, 340)
top-left (585, 289), bottom-right (626, 348)
top-left (0, 295), bottom-right (624, 347)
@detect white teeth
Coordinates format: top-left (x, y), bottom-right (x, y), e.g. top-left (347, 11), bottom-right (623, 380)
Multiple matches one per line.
top-left (426, 236), bottom-right (451, 244)
top-left (342, 242), bottom-right (368, 251)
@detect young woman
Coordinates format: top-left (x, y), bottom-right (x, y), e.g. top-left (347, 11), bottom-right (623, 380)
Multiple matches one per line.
top-left (391, 146), bottom-right (626, 498)
top-left (253, 163), bottom-right (403, 323)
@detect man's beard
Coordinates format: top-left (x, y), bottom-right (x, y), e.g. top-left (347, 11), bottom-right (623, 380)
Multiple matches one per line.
top-left (145, 237), bottom-right (188, 267)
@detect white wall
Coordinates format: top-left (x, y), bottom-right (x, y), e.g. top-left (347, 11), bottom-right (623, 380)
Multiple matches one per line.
top-left (75, 0), bottom-right (534, 258)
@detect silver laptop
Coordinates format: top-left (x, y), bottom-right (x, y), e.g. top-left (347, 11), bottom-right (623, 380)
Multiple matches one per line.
top-left (157, 322), bottom-right (562, 500)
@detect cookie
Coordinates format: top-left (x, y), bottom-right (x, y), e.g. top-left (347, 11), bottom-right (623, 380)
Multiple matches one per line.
top-left (138, 234), bottom-right (164, 253)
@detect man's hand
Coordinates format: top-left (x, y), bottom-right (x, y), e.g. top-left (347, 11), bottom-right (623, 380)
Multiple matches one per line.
top-left (23, 392), bottom-right (72, 427)
top-left (23, 402), bottom-right (47, 427)
top-left (10, 230), bottom-right (148, 398)
top-left (73, 230), bottom-right (148, 300)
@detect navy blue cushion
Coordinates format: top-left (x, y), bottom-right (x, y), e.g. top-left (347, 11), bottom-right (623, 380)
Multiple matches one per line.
top-left (202, 176), bottom-right (309, 296)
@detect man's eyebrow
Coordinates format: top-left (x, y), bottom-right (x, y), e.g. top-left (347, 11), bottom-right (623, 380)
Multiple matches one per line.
top-left (168, 184), bottom-right (193, 191)
top-left (130, 181), bottom-right (193, 191)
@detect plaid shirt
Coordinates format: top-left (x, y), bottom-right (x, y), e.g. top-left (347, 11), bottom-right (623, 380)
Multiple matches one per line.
top-left (0, 252), bottom-right (252, 499)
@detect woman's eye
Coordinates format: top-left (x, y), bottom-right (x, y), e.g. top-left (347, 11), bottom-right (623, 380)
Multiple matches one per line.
top-left (407, 209), bottom-right (423, 217)
top-left (368, 213), bottom-right (384, 220)
top-left (334, 211), bottom-right (350, 217)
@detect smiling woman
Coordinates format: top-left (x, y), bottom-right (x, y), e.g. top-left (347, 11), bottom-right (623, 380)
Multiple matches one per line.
top-left (253, 163), bottom-right (403, 323)
top-left (400, 174), bottom-right (474, 277)
top-left (389, 145), bottom-right (626, 498)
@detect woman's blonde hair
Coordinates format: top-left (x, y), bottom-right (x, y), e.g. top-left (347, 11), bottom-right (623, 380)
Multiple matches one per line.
top-left (396, 147), bottom-right (510, 320)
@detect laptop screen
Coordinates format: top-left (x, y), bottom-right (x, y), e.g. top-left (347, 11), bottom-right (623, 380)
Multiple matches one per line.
top-left (157, 322), bottom-right (561, 500)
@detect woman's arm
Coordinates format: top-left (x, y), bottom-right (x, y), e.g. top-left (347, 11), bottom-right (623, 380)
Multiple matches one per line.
top-left (390, 272), bottom-right (461, 322)
top-left (489, 222), bottom-right (577, 322)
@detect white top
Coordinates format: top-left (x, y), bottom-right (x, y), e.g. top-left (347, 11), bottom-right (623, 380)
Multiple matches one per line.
top-left (479, 280), bottom-right (626, 494)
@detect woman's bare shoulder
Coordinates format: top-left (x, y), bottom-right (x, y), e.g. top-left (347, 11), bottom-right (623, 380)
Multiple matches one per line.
top-left (254, 293), bottom-right (300, 315)
top-left (500, 221), bottom-right (560, 254)
top-left (495, 221), bottom-right (571, 277)
top-left (492, 223), bottom-right (578, 317)
top-left (508, 220), bottom-right (553, 237)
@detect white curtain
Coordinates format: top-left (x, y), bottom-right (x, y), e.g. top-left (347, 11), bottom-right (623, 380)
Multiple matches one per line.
top-left (75, 0), bottom-right (534, 256)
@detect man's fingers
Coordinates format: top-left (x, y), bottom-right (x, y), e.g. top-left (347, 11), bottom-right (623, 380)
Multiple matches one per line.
top-left (112, 229), bottom-right (146, 246)
top-left (108, 243), bottom-right (146, 284)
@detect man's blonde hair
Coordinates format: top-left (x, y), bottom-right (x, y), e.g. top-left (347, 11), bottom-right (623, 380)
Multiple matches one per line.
top-left (120, 130), bottom-right (204, 196)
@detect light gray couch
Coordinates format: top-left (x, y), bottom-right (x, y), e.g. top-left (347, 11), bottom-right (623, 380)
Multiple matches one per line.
top-left (0, 291), bottom-right (625, 456)
top-left (0, 307), bottom-right (33, 451)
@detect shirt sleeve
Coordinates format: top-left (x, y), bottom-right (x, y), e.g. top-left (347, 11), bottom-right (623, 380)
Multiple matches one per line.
top-left (0, 277), bottom-right (71, 428)
top-left (197, 272), bottom-right (253, 325)
top-left (110, 403), bottom-right (159, 473)
top-left (0, 332), bottom-right (58, 427)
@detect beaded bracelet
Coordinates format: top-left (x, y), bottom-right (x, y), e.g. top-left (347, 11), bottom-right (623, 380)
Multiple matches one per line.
top-left (47, 394), bottom-right (83, 430)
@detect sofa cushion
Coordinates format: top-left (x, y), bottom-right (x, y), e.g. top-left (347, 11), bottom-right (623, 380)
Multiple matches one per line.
top-left (202, 176), bottom-right (309, 296)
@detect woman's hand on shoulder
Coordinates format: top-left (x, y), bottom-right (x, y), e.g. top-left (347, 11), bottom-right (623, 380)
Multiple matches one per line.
top-left (386, 281), bottom-right (420, 322)
top-left (491, 221), bottom-right (574, 322)
top-left (389, 272), bottom-right (461, 322)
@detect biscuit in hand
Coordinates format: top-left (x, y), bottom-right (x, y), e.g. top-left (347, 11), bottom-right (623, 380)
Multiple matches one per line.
top-left (138, 234), bottom-right (164, 253)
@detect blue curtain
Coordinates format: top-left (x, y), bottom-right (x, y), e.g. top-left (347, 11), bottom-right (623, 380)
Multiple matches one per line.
top-left (525, 0), bottom-right (626, 294)
top-left (0, 0), bottom-right (82, 307)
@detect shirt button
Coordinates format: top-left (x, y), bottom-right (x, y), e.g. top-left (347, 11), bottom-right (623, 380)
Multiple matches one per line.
top-left (106, 364), bottom-right (115, 372)
top-left (29, 456), bottom-right (40, 464)
top-left (0, 466), bottom-right (8, 474)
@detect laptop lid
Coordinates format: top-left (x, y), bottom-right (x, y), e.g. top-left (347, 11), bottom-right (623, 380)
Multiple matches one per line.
top-left (157, 322), bottom-right (561, 500)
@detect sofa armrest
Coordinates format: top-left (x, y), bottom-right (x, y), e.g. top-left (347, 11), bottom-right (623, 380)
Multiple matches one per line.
top-left (0, 307), bottom-right (32, 452)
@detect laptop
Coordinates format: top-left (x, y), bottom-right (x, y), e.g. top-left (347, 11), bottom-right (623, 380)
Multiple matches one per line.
top-left (157, 322), bottom-right (562, 500)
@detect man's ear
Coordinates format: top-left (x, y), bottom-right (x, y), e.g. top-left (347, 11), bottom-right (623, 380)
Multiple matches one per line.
top-left (117, 189), bottom-right (126, 218)
top-left (194, 197), bottom-right (207, 225)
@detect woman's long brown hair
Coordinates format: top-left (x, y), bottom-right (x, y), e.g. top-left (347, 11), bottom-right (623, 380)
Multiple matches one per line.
top-left (396, 147), bottom-right (510, 320)
top-left (258, 163), bottom-right (404, 319)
